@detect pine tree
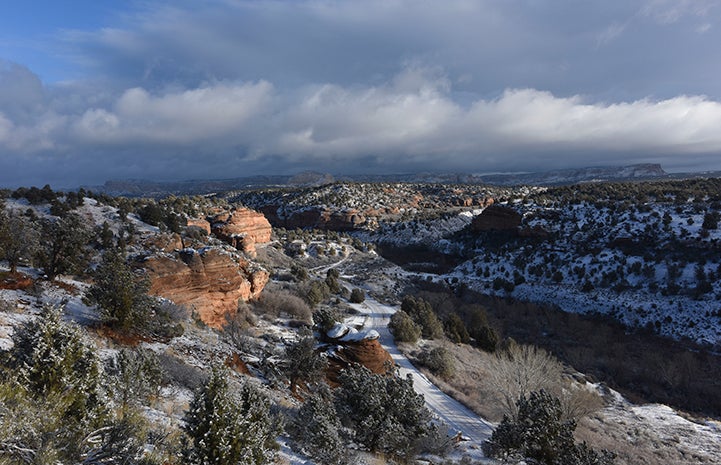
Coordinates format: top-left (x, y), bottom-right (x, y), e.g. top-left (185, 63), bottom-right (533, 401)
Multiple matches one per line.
top-left (0, 209), bottom-right (39, 274)
top-left (37, 212), bottom-right (92, 279)
top-left (293, 385), bottom-right (347, 465)
top-left (183, 366), bottom-right (278, 465)
top-left (85, 249), bottom-right (155, 333)
top-left (284, 328), bottom-right (327, 393)
top-left (482, 390), bottom-right (615, 465)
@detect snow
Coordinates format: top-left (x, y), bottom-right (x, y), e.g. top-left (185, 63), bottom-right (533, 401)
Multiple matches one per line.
top-left (326, 322), bottom-right (379, 341)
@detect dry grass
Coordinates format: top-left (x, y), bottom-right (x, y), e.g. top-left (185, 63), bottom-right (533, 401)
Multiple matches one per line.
top-left (576, 408), bottom-right (721, 465)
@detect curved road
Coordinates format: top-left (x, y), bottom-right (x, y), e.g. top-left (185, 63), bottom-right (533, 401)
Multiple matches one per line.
top-left (351, 297), bottom-right (495, 444)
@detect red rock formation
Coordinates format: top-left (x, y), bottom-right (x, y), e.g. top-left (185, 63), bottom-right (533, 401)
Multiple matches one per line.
top-left (142, 233), bottom-right (183, 253)
top-left (326, 339), bottom-right (394, 386)
top-left (142, 247), bottom-right (268, 328)
top-left (210, 208), bottom-right (272, 256)
top-left (0, 273), bottom-right (33, 290)
top-left (470, 205), bottom-right (522, 232)
top-left (187, 218), bottom-right (211, 235)
top-left (261, 207), bottom-right (366, 231)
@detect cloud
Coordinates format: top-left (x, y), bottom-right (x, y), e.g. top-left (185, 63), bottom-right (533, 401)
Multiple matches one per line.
top-left (4, 63), bottom-right (721, 186)
top-left (641, 0), bottom-right (717, 24)
top-left (4, 1), bottom-right (721, 186)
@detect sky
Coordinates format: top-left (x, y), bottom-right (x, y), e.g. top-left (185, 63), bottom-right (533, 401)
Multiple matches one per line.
top-left (2, 0), bottom-right (721, 188)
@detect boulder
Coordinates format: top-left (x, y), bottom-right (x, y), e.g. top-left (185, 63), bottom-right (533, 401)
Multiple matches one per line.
top-left (325, 325), bottom-right (394, 386)
top-left (142, 247), bottom-right (268, 329)
top-left (326, 339), bottom-right (394, 386)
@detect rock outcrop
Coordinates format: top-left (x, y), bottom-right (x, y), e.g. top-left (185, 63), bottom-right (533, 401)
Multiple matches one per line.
top-left (187, 218), bottom-right (211, 235)
top-left (324, 323), bottom-right (394, 386)
top-left (141, 247), bottom-right (269, 328)
top-left (261, 207), bottom-right (366, 231)
top-left (210, 208), bottom-right (272, 256)
top-left (470, 205), bottom-right (522, 232)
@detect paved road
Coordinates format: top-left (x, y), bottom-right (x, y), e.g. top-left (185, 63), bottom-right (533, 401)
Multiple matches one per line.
top-left (352, 298), bottom-right (495, 443)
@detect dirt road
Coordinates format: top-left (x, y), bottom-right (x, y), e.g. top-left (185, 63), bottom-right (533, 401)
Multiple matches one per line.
top-left (353, 298), bottom-right (495, 443)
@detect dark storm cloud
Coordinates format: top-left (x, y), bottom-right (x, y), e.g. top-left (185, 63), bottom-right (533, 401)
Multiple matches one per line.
top-left (2, 0), bottom-right (721, 187)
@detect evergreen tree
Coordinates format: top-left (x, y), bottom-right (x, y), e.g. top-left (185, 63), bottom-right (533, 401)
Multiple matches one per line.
top-left (444, 312), bottom-right (470, 344)
top-left (109, 348), bottom-right (164, 412)
top-left (37, 212), bottom-right (92, 279)
top-left (335, 365), bottom-right (433, 461)
top-left (183, 366), bottom-right (278, 465)
top-left (85, 249), bottom-right (155, 333)
top-left (293, 385), bottom-right (347, 465)
top-left (401, 295), bottom-right (443, 339)
top-left (482, 390), bottom-right (615, 465)
top-left (349, 288), bottom-right (365, 303)
top-left (0, 209), bottom-right (39, 274)
top-left (2, 305), bottom-right (106, 460)
top-left (313, 306), bottom-right (342, 337)
top-left (284, 328), bottom-right (327, 393)
top-left (388, 310), bottom-right (422, 343)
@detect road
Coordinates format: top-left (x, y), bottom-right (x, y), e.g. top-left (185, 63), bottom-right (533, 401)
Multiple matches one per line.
top-left (352, 297), bottom-right (495, 443)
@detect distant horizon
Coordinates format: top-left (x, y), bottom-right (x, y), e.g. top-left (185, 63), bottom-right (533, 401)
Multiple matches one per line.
top-left (2, 161), bottom-right (710, 192)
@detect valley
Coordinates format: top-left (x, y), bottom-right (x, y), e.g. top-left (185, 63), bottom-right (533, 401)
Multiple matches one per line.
top-left (1, 177), bottom-right (721, 465)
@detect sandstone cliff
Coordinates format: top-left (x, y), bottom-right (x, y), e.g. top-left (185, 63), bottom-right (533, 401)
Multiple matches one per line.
top-left (210, 208), bottom-right (272, 256)
top-left (142, 247), bottom-right (268, 328)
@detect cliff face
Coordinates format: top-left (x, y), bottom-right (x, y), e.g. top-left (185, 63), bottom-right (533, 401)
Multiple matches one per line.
top-left (142, 247), bottom-right (268, 329)
top-left (210, 208), bottom-right (272, 256)
top-left (470, 205), bottom-right (522, 232)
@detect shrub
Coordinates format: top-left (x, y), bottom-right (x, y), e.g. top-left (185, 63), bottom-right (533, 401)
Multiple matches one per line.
top-left (419, 346), bottom-right (455, 380)
top-left (487, 344), bottom-right (563, 419)
top-left (258, 290), bottom-right (313, 323)
top-left (389, 310), bottom-right (422, 343)
top-left (349, 288), bottom-right (365, 303)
